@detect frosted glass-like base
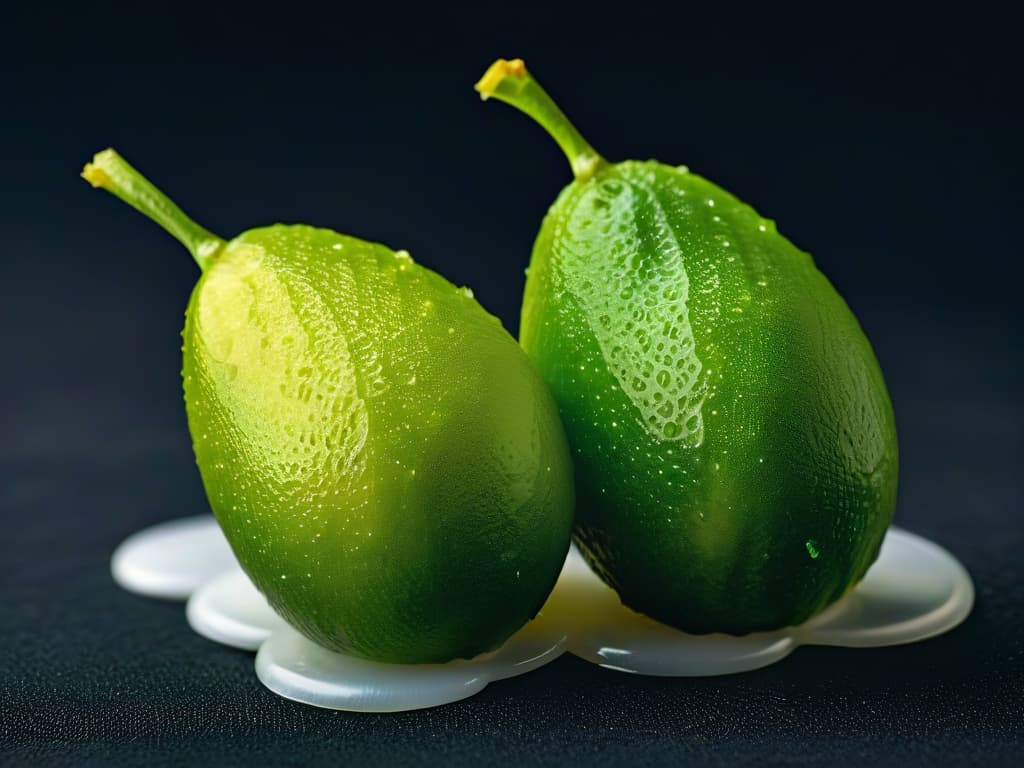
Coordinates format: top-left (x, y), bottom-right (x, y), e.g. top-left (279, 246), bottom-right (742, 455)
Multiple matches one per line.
top-left (111, 516), bottom-right (973, 709)
top-left (552, 530), bottom-right (974, 675)
top-left (111, 516), bottom-right (235, 599)
top-left (255, 612), bottom-right (566, 712)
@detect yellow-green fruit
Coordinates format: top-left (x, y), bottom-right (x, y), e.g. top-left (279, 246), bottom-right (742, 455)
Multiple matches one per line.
top-left (477, 59), bottom-right (898, 634)
top-left (85, 149), bottom-right (574, 662)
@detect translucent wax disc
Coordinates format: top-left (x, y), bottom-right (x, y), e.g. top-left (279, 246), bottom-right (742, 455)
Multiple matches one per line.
top-left (255, 610), bottom-right (567, 712)
top-left (111, 515), bottom-right (234, 599)
top-left (187, 569), bottom-right (286, 651)
top-left (555, 527), bottom-right (974, 676)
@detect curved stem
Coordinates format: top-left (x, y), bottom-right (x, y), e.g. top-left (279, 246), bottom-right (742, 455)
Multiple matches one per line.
top-left (82, 149), bottom-right (224, 270)
top-left (475, 58), bottom-right (605, 181)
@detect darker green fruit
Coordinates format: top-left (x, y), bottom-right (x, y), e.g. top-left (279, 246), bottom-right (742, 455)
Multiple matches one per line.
top-left (477, 59), bottom-right (898, 633)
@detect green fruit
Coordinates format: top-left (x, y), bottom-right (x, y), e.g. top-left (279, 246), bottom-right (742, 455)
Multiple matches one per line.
top-left (84, 149), bottom-right (574, 662)
top-left (476, 59), bottom-right (898, 633)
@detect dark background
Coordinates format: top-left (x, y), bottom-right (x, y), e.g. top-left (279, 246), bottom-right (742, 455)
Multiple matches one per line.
top-left (2, 2), bottom-right (1021, 765)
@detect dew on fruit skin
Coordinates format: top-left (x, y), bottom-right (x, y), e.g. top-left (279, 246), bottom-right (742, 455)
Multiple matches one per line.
top-left (557, 170), bottom-right (707, 445)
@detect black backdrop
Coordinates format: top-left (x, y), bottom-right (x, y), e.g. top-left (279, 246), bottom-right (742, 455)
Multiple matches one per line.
top-left (2, 3), bottom-right (1021, 766)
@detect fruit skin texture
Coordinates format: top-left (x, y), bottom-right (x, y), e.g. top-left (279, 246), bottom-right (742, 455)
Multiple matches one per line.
top-left (520, 160), bottom-right (898, 633)
top-left (183, 225), bottom-right (574, 663)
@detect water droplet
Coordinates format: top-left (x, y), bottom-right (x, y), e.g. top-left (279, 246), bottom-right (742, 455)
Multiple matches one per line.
top-left (394, 249), bottom-right (412, 261)
top-left (600, 179), bottom-right (625, 196)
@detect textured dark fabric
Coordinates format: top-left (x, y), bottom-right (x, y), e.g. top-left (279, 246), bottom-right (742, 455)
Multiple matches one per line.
top-left (2, 4), bottom-right (1022, 766)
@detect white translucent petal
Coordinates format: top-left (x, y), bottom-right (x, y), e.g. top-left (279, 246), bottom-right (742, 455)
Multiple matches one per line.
top-left (111, 516), bottom-right (233, 599)
top-left (255, 611), bottom-right (567, 712)
top-left (187, 569), bottom-right (285, 650)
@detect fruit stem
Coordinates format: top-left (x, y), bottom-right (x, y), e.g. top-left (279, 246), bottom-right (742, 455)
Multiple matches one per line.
top-left (82, 149), bottom-right (224, 270)
top-left (475, 58), bottom-right (604, 181)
